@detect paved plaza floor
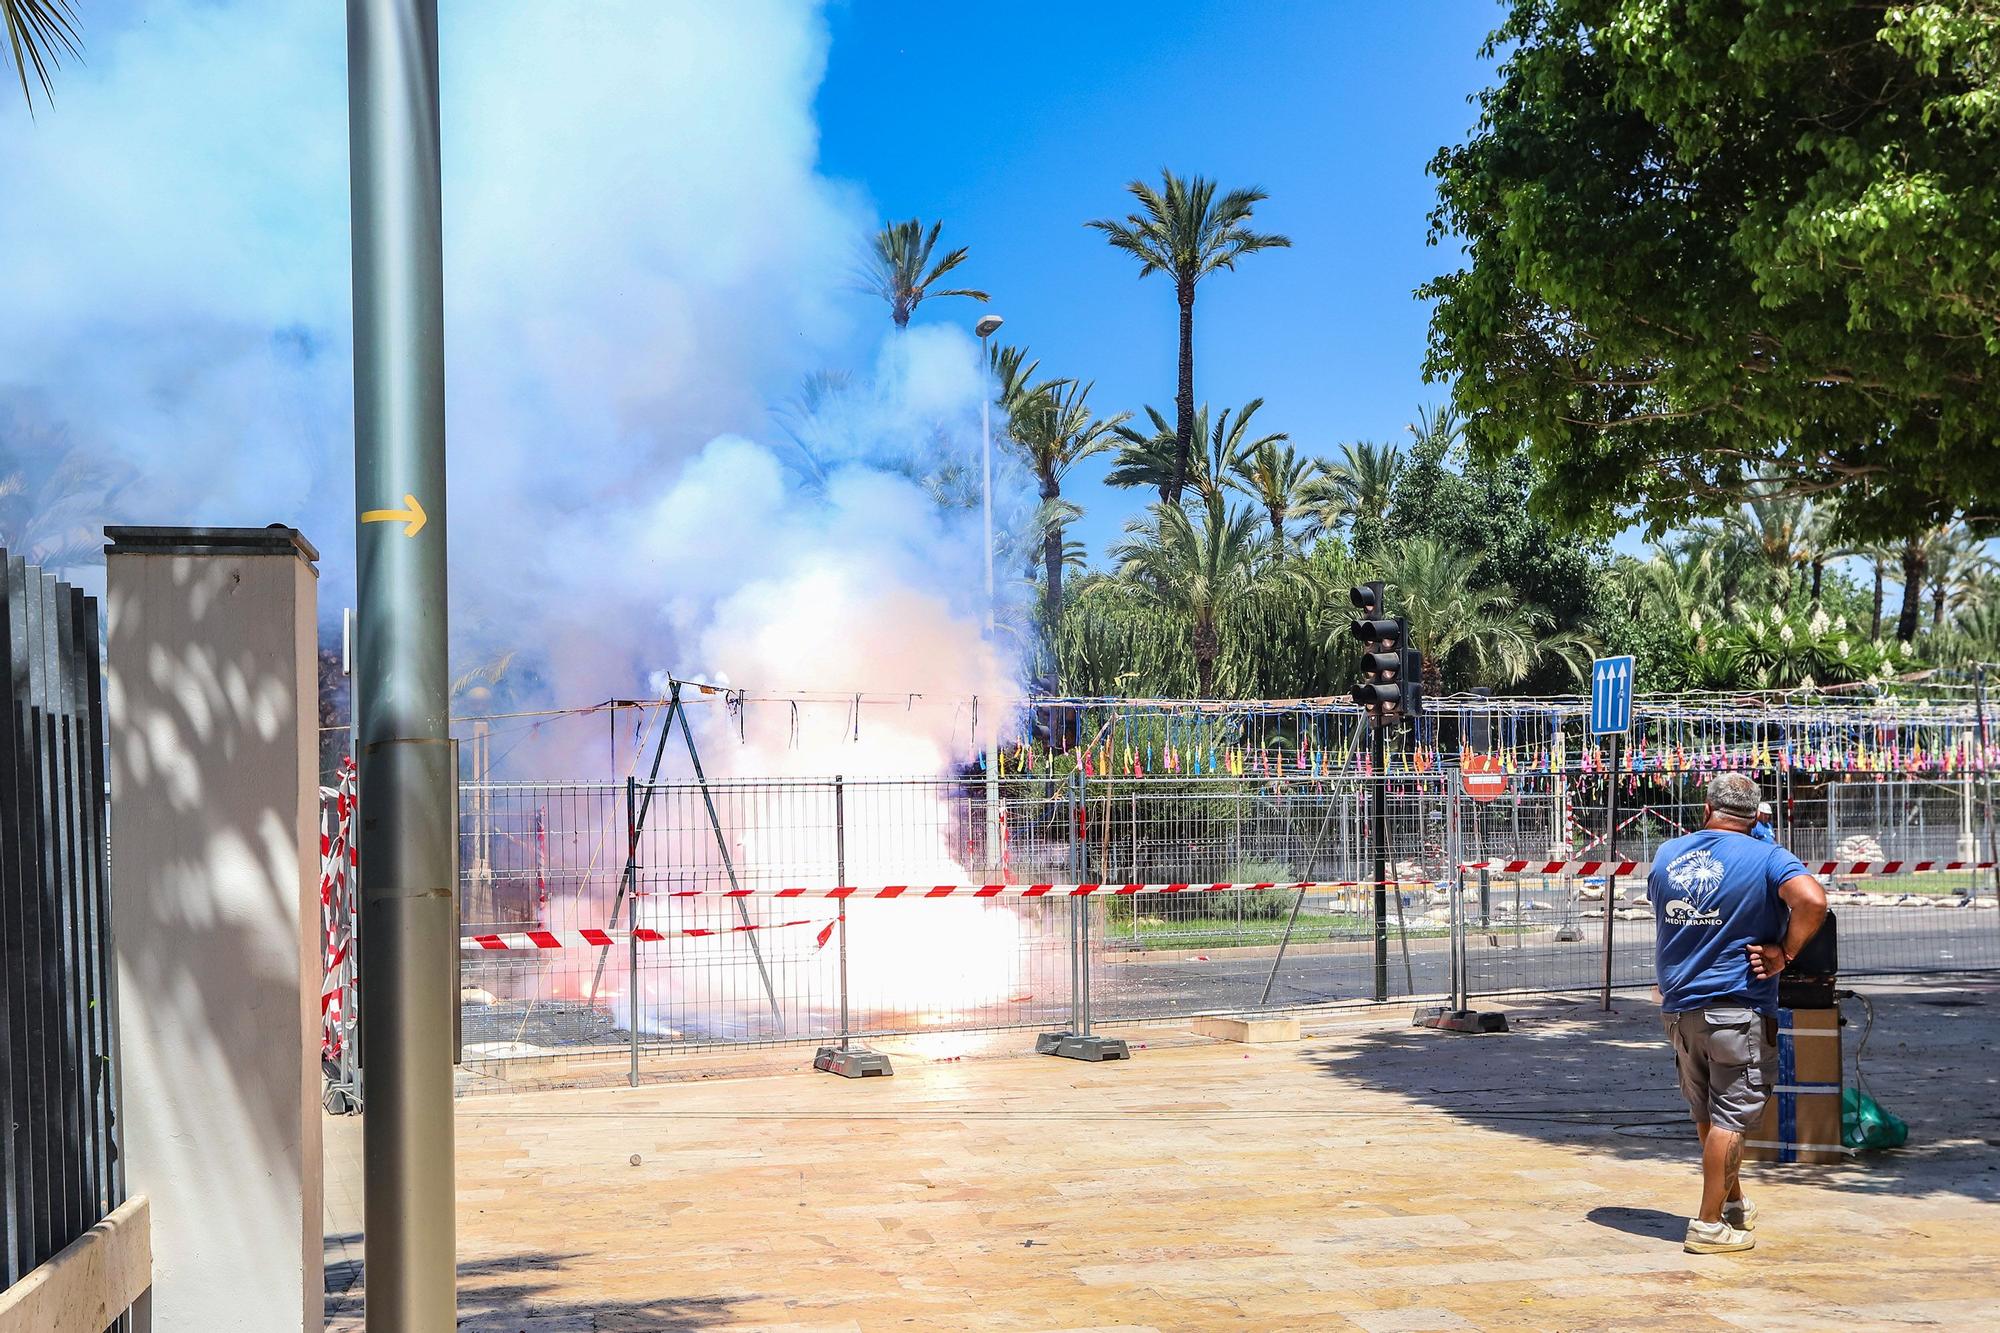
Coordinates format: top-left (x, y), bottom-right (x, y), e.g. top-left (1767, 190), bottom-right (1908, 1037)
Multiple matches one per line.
top-left (327, 979), bottom-right (2000, 1331)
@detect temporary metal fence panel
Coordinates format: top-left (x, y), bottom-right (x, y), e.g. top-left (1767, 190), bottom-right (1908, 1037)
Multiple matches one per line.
top-left (421, 762), bottom-right (2000, 1071)
top-left (0, 556), bottom-right (122, 1302)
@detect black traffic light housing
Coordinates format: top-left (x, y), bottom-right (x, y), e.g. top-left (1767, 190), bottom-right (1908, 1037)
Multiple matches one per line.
top-left (1347, 580), bottom-right (1423, 732)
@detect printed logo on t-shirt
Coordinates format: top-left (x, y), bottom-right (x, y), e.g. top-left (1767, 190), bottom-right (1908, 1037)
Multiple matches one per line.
top-left (1661, 847), bottom-right (1726, 926)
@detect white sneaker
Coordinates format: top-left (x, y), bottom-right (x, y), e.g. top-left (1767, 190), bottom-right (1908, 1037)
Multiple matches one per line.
top-left (1685, 1219), bottom-right (1756, 1254)
top-left (1724, 1198), bottom-right (1757, 1231)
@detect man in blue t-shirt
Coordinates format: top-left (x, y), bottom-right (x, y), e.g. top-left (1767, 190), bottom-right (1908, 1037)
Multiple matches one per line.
top-left (1647, 773), bottom-right (1827, 1255)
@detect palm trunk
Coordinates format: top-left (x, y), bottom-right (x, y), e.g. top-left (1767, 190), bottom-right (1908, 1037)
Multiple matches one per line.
top-left (1193, 615), bottom-right (1218, 698)
top-left (1870, 561), bottom-right (1885, 639)
top-left (1809, 559), bottom-right (1824, 608)
top-left (1932, 576), bottom-right (1947, 635)
top-left (1043, 524), bottom-right (1064, 635)
top-left (1269, 502), bottom-right (1286, 555)
top-left (1171, 276), bottom-right (1195, 506)
top-left (1895, 537), bottom-right (1927, 642)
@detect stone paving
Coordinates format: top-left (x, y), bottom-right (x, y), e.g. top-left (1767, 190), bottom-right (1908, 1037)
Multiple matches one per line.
top-left (327, 979), bottom-right (2000, 1331)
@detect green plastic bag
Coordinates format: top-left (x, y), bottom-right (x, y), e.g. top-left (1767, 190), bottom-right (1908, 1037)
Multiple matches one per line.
top-left (1842, 1086), bottom-right (1909, 1151)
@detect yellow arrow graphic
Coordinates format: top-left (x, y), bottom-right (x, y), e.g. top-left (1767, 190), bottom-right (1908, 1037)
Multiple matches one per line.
top-left (360, 493), bottom-right (427, 537)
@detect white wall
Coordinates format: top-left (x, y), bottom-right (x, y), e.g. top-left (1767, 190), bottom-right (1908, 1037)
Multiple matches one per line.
top-left (107, 528), bottom-right (323, 1333)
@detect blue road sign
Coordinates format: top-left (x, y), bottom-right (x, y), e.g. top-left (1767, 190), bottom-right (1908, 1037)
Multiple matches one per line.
top-left (1590, 655), bottom-right (1634, 736)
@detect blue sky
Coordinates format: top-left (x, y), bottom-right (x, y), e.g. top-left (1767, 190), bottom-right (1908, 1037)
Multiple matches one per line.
top-left (815, 0), bottom-right (1507, 559)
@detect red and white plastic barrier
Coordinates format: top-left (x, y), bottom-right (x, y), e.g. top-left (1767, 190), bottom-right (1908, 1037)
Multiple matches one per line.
top-left (319, 758), bottom-right (359, 1064)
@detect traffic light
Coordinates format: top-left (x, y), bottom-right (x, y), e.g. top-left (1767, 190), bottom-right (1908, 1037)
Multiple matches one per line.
top-left (1348, 581), bottom-right (1424, 730)
top-left (1348, 583), bottom-right (1405, 717)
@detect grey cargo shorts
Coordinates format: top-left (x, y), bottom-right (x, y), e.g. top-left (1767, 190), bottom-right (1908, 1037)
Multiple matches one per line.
top-left (1662, 1006), bottom-right (1778, 1134)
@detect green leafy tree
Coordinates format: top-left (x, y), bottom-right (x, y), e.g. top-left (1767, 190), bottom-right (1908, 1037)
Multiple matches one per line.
top-left (1380, 408), bottom-right (1618, 690)
top-left (1110, 501), bottom-right (1280, 696)
top-left (856, 219), bottom-right (988, 328)
top-left (3, 0), bottom-right (77, 110)
top-left (1362, 536), bottom-right (1592, 690)
top-left (1424, 1), bottom-right (2000, 541)
top-left (1087, 171), bottom-right (1289, 504)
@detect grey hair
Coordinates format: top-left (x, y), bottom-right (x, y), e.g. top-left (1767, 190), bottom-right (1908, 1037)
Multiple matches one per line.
top-left (1705, 772), bottom-right (1762, 820)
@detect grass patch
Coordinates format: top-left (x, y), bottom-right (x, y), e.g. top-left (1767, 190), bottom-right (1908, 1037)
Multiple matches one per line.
top-left (1113, 910), bottom-right (1469, 951)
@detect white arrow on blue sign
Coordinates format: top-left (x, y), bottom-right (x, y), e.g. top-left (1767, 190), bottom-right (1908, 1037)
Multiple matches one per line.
top-left (1590, 655), bottom-right (1634, 736)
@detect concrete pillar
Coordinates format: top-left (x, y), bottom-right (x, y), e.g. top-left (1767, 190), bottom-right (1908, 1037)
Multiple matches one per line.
top-left (105, 526), bottom-right (324, 1333)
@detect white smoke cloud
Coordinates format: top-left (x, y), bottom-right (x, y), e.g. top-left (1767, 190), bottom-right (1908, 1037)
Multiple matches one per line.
top-left (0, 0), bottom-right (1029, 778)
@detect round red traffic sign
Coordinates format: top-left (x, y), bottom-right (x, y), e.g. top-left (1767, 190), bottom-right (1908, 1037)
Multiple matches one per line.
top-left (1461, 754), bottom-right (1507, 803)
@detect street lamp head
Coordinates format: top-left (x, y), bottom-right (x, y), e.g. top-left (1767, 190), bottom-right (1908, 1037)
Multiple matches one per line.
top-left (974, 314), bottom-right (1005, 339)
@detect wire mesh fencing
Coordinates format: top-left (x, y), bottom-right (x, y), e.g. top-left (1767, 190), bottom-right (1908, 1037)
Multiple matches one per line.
top-left (430, 766), bottom-right (2000, 1071)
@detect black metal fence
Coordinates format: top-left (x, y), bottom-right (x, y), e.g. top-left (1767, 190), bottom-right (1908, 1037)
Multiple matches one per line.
top-left (0, 554), bottom-right (122, 1297)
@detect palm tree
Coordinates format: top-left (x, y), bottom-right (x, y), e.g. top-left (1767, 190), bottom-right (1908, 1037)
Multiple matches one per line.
top-left (855, 219), bottom-right (989, 328)
top-left (771, 370), bottom-right (855, 496)
top-left (1798, 501), bottom-right (1854, 609)
top-left (1229, 439), bottom-right (1321, 555)
top-left (1007, 375), bottom-right (1128, 636)
top-left (1086, 171), bottom-right (1289, 503)
top-left (1894, 527), bottom-right (1938, 642)
top-left (987, 341), bottom-right (1041, 411)
top-left (1302, 441), bottom-right (1401, 556)
top-left (1111, 501), bottom-right (1276, 696)
top-left (1616, 546), bottom-right (1724, 632)
top-left (1188, 400), bottom-right (1285, 511)
top-left (1364, 537), bottom-right (1591, 688)
top-left (1106, 405), bottom-right (1182, 501)
top-left (3, 0), bottom-right (78, 110)
top-left (0, 451), bottom-right (126, 574)
top-left (1723, 491), bottom-right (1813, 602)
top-left (1855, 540), bottom-right (1899, 638)
top-left (1926, 525), bottom-right (1995, 634)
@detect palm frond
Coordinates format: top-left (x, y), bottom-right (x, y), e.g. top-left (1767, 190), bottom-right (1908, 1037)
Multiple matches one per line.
top-left (3, 0), bottom-right (79, 112)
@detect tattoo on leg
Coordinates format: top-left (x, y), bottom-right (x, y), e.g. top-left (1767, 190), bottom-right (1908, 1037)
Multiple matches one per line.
top-left (1724, 1134), bottom-right (1742, 1187)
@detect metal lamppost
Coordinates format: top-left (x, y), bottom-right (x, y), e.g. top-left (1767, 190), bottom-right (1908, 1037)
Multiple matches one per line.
top-left (347, 0), bottom-right (456, 1326)
top-left (976, 313), bottom-right (1004, 873)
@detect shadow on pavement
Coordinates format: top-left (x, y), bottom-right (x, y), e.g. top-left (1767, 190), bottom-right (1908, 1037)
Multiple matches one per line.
top-left (1304, 979), bottom-right (2000, 1204)
top-left (1586, 1205), bottom-right (1684, 1240)
top-left (324, 1232), bottom-right (746, 1331)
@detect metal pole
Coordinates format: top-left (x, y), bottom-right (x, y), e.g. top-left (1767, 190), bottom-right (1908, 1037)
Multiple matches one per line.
top-left (835, 776), bottom-right (850, 1050)
top-left (1976, 666), bottom-right (1999, 913)
top-left (347, 1), bottom-right (454, 1325)
top-left (1448, 779), bottom-right (1465, 1011)
top-left (1073, 768), bottom-right (1091, 1036)
top-left (980, 342), bottom-right (1001, 872)
top-left (1371, 721), bottom-right (1388, 1002)
top-left (627, 776), bottom-right (640, 1088)
top-left (1601, 737), bottom-right (1621, 1011)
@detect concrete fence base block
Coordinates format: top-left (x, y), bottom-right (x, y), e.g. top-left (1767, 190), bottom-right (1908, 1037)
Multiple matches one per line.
top-left (1193, 1016), bottom-right (1301, 1044)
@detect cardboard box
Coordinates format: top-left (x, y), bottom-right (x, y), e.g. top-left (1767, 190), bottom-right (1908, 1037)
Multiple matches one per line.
top-left (1745, 1006), bottom-right (1854, 1165)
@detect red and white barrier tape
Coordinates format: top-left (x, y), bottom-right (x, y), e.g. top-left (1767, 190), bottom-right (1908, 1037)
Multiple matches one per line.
top-left (462, 917), bottom-right (837, 951)
top-left (1465, 858), bottom-right (1995, 879)
top-left (572, 858), bottom-right (1998, 901)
